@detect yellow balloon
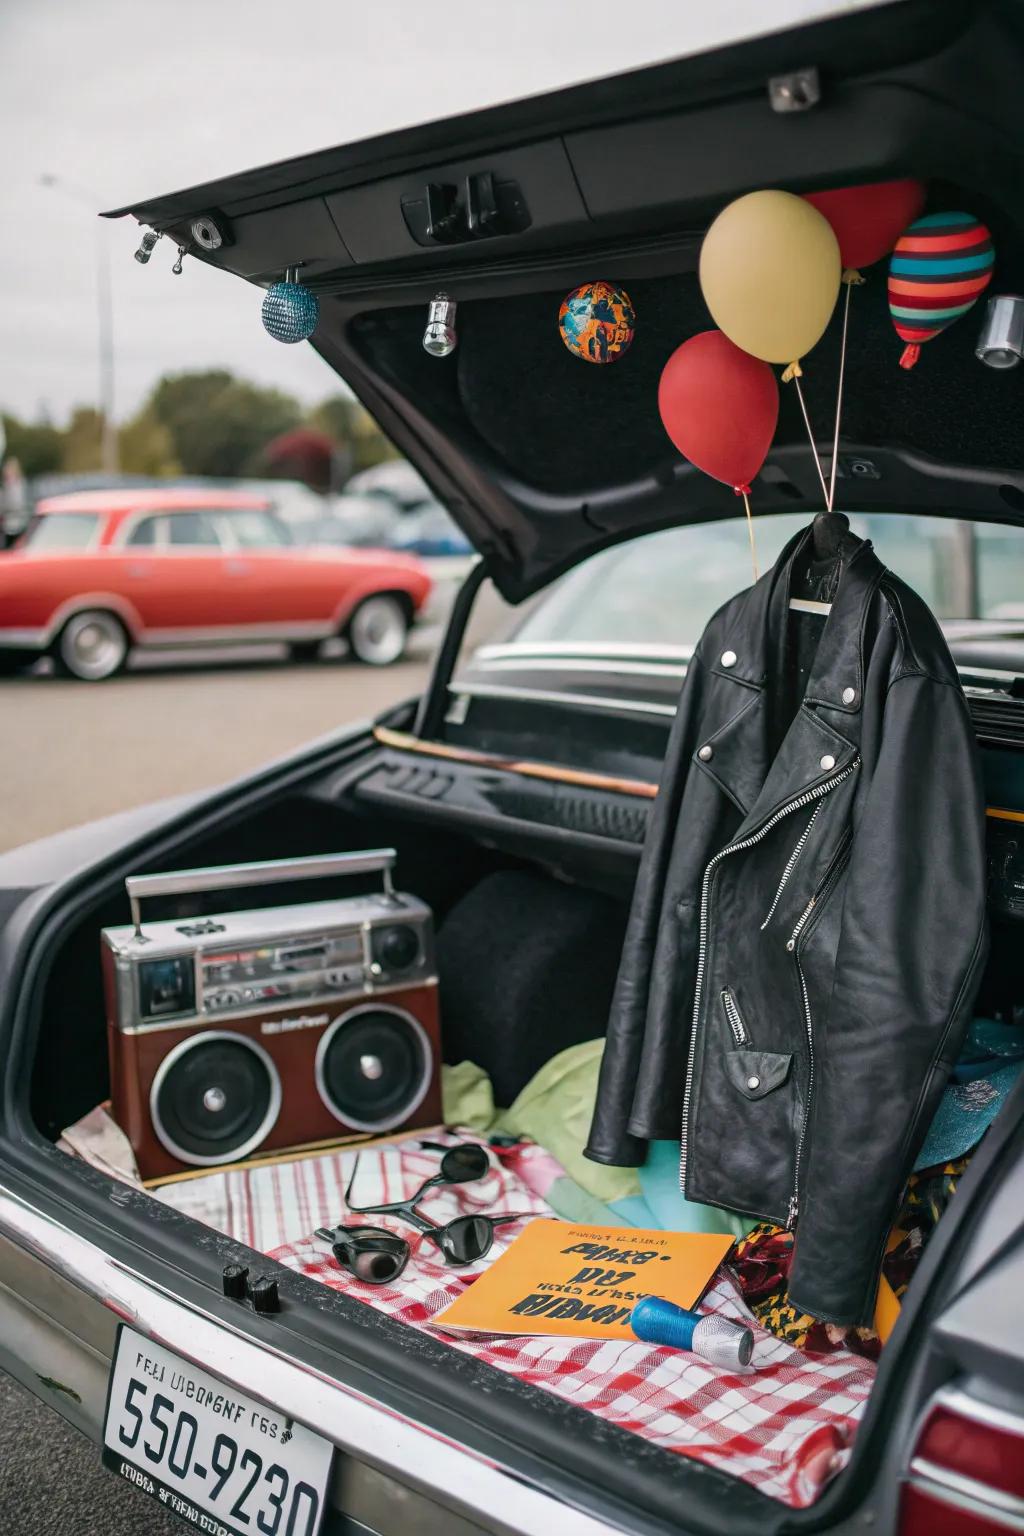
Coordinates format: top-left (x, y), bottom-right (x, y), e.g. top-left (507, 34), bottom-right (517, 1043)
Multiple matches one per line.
top-left (700, 190), bottom-right (841, 370)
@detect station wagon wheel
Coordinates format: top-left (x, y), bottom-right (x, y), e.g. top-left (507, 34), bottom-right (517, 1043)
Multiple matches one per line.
top-left (345, 594), bottom-right (410, 666)
top-left (54, 610), bottom-right (129, 681)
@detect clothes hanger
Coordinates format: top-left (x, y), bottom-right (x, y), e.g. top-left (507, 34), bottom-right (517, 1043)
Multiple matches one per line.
top-left (789, 511), bottom-right (849, 615)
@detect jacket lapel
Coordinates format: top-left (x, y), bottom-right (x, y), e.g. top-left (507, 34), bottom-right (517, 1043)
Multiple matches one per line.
top-left (693, 527), bottom-right (883, 837)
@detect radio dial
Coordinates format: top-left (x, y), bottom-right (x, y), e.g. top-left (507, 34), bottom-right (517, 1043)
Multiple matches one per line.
top-left (375, 925), bottom-right (420, 973)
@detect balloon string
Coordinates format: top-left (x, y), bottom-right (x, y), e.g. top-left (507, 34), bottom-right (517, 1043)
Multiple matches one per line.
top-left (828, 277), bottom-right (853, 513)
top-left (792, 373), bottom-right (830, 506)
top-left (741, 491), bottom-right (759, 583)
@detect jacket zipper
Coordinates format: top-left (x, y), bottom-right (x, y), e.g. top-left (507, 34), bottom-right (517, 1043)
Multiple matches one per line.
top-left (679, 759), bottom-right (859, 1194)
top-left (721, 988), bottom-right (749, 1046)
top-left (785, 833), bottom-right (855, 1226)
top-left (760, 800), bottom-right (824, 930)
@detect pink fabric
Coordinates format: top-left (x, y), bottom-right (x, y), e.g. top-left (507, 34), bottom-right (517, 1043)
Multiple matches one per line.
top-left (251, 1133), bottom-right (876, 1507)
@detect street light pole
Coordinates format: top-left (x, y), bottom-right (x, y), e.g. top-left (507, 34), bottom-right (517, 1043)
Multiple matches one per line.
top-left (39, 174), bottom-right (119, 474)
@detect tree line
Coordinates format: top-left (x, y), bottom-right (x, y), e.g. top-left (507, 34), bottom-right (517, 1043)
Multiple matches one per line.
top-left (1, 371), bottom-right (396, 485)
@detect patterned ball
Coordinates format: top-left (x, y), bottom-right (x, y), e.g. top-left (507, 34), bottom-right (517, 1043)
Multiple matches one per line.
top-left (262, 281), bottom-right (320, 344)
top-left (558, 281), bottom-right (635, 364)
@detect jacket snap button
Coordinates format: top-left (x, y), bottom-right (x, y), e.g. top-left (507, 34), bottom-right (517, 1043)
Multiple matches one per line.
top-left (698, 745), bottom-right (714, 762)
top-left (746, 1075), bottom-right (760, 1090)
top-left (842, 687), bottom-right (856, 705)
top-left (721, 650), bottom-right (737, 668)
top-left (820, 754), bottom-right (836, 771)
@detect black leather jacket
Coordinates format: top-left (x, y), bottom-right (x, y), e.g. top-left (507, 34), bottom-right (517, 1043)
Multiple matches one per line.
top-left (585, 528), bottom-right (988, 1325)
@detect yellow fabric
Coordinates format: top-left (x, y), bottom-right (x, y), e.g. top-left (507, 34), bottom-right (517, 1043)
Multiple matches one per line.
top-left (700, 190), bottom-right (840, 365)
top-left (872, 1226), bottom-right (905, 1343)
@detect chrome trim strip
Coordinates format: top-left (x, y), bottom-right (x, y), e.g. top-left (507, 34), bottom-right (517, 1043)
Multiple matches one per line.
top-left (149, 1031), bottom-right (283, 1167)
top-left (447, 682), bottom-right (677, 719)
top-left (0, 1187), bottom-right (618, 1536)
top-left (0, 629), bottom-right (47, 649)
top-left (142, 621), bottom-right (334, 645)
top-left (908, 1458), bottom-right (1024, 1528)
top-left (475, 642), bottom-right (695, 662)
top-left (470, 657), bottom-right (688, 680)
top-left (313, 1003), bottom-right (433, 1132)
top-left (933, 1384), bottom-right (1024, 1442)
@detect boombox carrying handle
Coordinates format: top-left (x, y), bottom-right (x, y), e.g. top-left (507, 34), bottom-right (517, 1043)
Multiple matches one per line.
top-left (126, 849), bottom-right (398, 939)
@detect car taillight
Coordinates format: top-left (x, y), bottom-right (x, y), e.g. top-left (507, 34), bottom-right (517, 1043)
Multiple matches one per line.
top-left (900, 1389), bottom-right (1024, 1534)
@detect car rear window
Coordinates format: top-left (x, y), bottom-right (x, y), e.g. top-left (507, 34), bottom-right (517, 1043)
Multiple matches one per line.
top-left (166, 511), bottom-right (222, 547)
top-left (220, 508), bottom-right (291, 548)
top-left (23, 513), bottom-right (101, 550)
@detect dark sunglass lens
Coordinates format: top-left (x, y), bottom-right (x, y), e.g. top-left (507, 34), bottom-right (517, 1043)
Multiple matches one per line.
top-left (353, 1250), bottom-right (403, 1283)
top-left (442, 1215), bottom-right (493, 1264)
top-left (440, 1145), bottom-right (489, 1183)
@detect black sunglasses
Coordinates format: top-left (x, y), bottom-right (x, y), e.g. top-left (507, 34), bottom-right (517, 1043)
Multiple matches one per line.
top-left (342, 1141), bottom-right (529, 1266)
top-left (315, 1224), bottom-right (410, 1285)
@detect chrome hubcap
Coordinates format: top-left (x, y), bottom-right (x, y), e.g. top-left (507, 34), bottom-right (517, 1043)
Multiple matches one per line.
top-left (350, 597), bottom-right (406, 665)
top-left (61, 612), bottom-right (126, 680)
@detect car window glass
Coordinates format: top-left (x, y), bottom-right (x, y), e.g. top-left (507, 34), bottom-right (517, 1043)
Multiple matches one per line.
top-left (502, 512), bottom-right (1024, 651)
top-left (166, 511), bottom-right (222, 548)
top-left (126, 516), bottom-right (160, 547)
top-left (220, 509), bottom-right (291, 548)
top-left (23, 513), bottom-right (100, 550)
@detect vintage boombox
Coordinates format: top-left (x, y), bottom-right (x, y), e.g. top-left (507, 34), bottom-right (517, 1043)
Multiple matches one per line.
top-left (102, 850), bottom-right (442, 1180)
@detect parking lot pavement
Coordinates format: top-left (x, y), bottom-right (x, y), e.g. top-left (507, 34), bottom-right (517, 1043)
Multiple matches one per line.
top-left (0, 646), bottom-right (433, 852)
top-left (0, 1372), bottom-right (182, 1534)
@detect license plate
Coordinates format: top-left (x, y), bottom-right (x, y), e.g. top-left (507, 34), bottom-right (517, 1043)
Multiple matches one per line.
top-left (103, 1326), bottom-right (333, 1536)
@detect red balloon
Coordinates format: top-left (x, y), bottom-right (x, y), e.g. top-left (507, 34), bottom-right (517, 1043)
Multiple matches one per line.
top-left (803, 178), bottom-right (926, 272)
top-left (658, 331), bottom-right (778, 493)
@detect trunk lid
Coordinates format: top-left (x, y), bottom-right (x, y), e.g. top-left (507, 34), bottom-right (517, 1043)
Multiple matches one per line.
top-left (105, 1), bottom-right (1024, 600)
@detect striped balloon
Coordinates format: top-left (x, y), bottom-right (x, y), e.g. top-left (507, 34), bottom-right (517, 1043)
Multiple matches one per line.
top-left (888, 212), bottom-right (994, 369)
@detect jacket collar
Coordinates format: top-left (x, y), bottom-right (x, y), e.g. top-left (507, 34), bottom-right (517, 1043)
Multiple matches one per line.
top-left (695, 526), bottom-right (885, 832)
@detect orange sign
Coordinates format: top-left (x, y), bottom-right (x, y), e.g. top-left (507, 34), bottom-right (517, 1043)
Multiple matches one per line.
top-left (433, 1220), bottom-right (734, 1341)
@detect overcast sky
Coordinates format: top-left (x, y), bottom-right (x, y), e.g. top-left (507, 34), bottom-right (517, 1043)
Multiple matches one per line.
top-left (0, 0), bottom-right (870, 426)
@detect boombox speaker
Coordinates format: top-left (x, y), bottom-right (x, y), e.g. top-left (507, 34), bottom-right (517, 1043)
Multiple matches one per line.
top-left (103, 850), bottom-right (442, 1179)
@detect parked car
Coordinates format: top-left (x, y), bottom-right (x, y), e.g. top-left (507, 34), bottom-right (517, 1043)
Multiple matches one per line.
top-left (3, 8), bottom-right (1024, 1536)
top-left (0, 488), bottom-right (431, 678)
top-left (290, 492), bottom-right (403, 549)
top-left (346, 458), bottom-right (432, 509)
top-left (390, 502), bottom-right (474, 558)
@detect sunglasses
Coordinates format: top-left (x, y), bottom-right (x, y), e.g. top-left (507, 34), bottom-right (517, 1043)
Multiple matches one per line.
top-left (315, 1224), bottom-right (410, 1285)
top-left (340, 1140), bottom-right (530, 1267)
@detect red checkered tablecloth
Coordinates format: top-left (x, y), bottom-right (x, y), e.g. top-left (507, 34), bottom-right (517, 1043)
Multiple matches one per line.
top-left (247, 1134), bottom-right (875, 1508)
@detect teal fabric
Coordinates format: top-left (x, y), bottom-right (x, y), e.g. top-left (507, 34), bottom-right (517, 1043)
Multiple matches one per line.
top-left (640, 1140), bottom-right (759, 1239)
top-left (914, 1016), bottom-right (1024, 1170)
top-left (609, 1194), bottom-right (664, 1230)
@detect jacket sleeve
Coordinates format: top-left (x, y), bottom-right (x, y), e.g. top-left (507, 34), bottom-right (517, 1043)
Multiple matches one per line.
top-left (789, 671), bottom-right (989, 1325)
top-left (585, 651), bottom-right (709, 1166)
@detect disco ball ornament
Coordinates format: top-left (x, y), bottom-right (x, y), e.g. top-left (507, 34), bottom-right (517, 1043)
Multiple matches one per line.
top-left (262, 278), bottom-right (319, 344)
top-left (558, 281), bottom-right (635, 364)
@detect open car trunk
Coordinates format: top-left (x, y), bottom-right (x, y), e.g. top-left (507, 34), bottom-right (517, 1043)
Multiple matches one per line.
top-left (4, 684), bottom-right (1023, 1534)
top-left (3, 5), bottom-right (1024, 1533)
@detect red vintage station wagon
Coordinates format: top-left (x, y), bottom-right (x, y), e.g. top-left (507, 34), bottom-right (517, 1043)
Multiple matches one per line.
top-left (0, 488), bottom-right (432, 679)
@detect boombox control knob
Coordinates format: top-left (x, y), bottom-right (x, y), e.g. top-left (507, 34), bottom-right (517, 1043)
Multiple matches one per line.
top-left (250, 1275), bottom-right (280, 1315)
top-left (222, 1263), bottom-right (249, 1300)
top-left (373, 924), bottom-right (420, 973)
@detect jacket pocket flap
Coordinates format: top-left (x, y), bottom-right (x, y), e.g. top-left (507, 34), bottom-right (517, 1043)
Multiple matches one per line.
top-left (725, 1050), bottom-right (792, 1099)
